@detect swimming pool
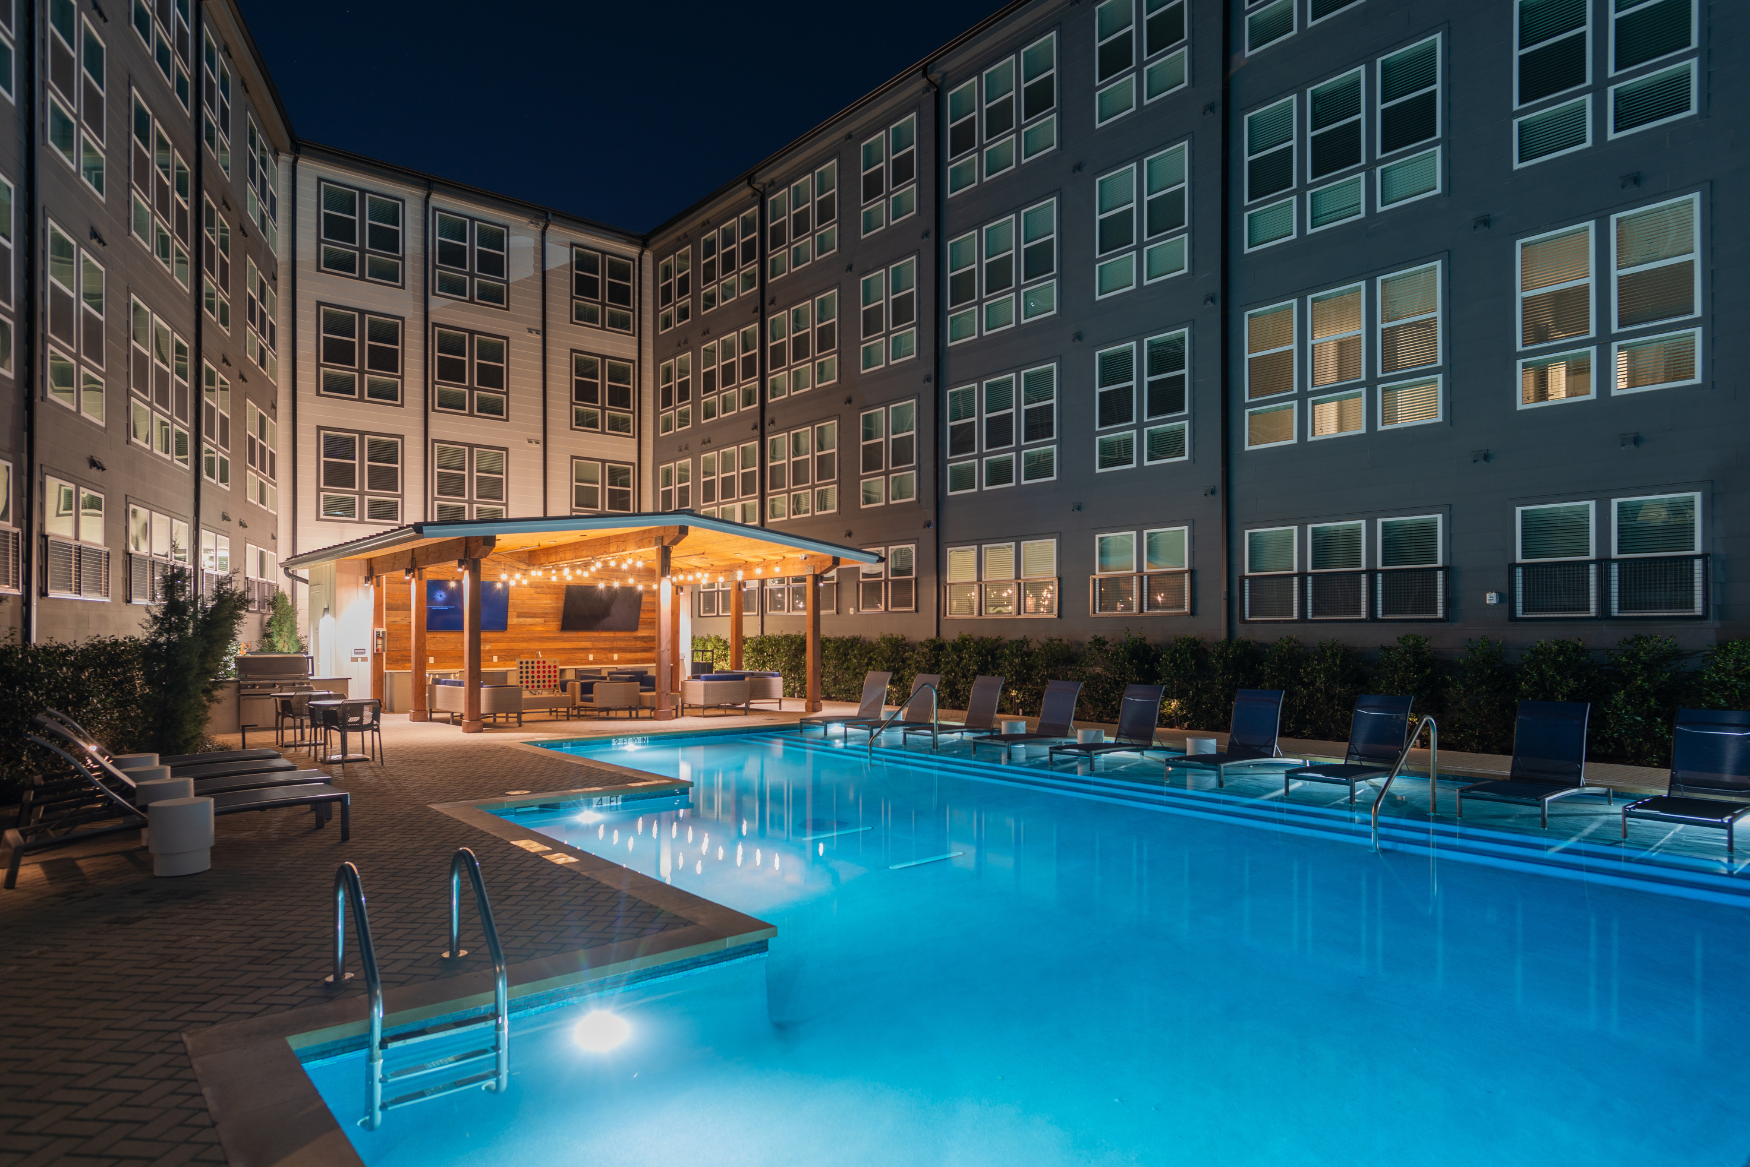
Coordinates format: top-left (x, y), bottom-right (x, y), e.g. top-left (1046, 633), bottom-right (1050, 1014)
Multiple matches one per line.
top-left (306, 730), bottom-right (1750, 1165)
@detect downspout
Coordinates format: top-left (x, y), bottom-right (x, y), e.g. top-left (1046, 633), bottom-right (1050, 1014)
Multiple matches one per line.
top-left (21, 0), bottom-right (39, 641)
top-left (539, 212), bottom-right (549, 513)
top-left (421, 180), bottom-right (432, 520)
top-left (749, 175), bottom-right (766, 638)
top-left (1218, 1), bottom-right (1235, 642)
top-left (191, 1), bottom-right (205, 577)
top-left (925, 62), bottom-right (944, 641)
top-left (288, 154), bottom-right (298, 576)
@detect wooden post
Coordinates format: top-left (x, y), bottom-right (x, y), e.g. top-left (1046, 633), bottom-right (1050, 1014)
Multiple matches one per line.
top-left (370, 575), bottom-right (386, 704)
top-left (462, 558), bottom-right (483, 733)
top-left (670, 583), bottom-right (684, 693)
top-left (655, 546), bottom-right (675, 720)
top-left (409, 570), bottom-right (429, 721)
top-left (729, 579), bottom-right (743, 669)
top-left (805, 569), bottom-right (821, 713)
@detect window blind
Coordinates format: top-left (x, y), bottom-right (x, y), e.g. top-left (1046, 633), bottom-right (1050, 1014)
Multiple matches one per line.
top-left (1310, 522), bottom-right (1363, 570)
top-left (1616, 494), bottom-right (1696, 555)
top-left (1520, 503), bottom-right (1591, 560)
top-left (1021, 539), bottom-right (1056, 578)
top-left (1247, 528), bottom-right (1295, 574)
top-left (1380, 516), bottom-right (1439, 567)
top-left (1145, 528), bottom-right (1186, 571)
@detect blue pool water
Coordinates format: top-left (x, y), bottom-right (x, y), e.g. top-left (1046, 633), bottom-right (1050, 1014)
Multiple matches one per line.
top-left (307, 731), bottom-right (1750, 1165)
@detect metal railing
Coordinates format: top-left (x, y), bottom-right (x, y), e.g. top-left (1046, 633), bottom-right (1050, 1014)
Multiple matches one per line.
top-left (867, 682), bottom-right (939, 758)
top-left (439, 848), bottom-right (510, 1097)
top-left (325, 862), bottom-right (385, 1129)
top-left (1370, 715), bottom-right (1439, 850)
top-left (1510, 554), bottom-right (1707, 620)
top-left (1242, 568), bottom-right (1449, 623)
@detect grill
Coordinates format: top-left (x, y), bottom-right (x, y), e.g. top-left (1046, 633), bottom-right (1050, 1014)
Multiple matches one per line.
top-left (237, 653), bottom-right (313, 734)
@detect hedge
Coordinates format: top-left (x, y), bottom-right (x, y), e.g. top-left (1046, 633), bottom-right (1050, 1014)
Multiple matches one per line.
top-left (693, 630), bottom-right (1750, 769)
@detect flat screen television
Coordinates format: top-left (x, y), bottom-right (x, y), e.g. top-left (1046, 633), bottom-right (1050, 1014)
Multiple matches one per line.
top-left (560, 585), bottom-right (643, 632)
top-left (426, 579), bottom-right (509, 632)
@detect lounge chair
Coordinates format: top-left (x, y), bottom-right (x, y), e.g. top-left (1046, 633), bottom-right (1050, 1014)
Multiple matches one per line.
top-left (34, 711), bottom-right (300, 781)
top-left (969, 680), bottom-right (1084, 760)
top-left (39, 708), bottom-right (281, 769)
top-left (6, 735), bottom-right (350, 888)
top-left (799, 671), bottom-right (892, 736)
top-left (1164, 689), bottom-right (1289, 788)
top-left (1282, 694), bottom-right (1415, 803)
top-left (843, 674), bottom-right (943, 740)
top-left (1456, 700), bottom-right (1601, 828)
top-left (1621, 708), bottom-right (1750, 854)
top-left (905, 675), bottom-right (1005, 746)
top-left (1047, 684), bottom-right (1170, 770)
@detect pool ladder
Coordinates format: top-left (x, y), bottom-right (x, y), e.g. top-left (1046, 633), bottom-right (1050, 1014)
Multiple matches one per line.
top-left (1369, 716), bottom-right (1439, 850)
top-left (328, 848), bottom-right (510, 1130)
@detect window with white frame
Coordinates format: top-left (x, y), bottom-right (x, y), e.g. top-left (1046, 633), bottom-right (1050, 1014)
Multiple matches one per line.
top-left (1614, 491), bottom-right (1698, 558)
top-left (573, 246), bottom-right (635, 333)
top-left (244, 117), bottom-right (278, 250)
top-left (1306, 67), bottom-right (1363, 232)
top-left (128, 297), bottom-right (189, 466)
top-left (859, 256), bottom-right (918, 371)
top-left (1094, 343), bottom-right (1137, 472)
top-left (1518, 500), bottom-right (1593, 561)
top-left (431, 442), bottom-right (506, 521)
top-left (767, 290), bottom-right (837, 400)
top-left (1246, 0), bottom-right (1295, 54)
top-left (657, 243), bottom-right (691, 332)
top-left (697, 442), bottom-right (759, 524)
top-left (319, 305), bottom-right (402, 404)
top-left (1377, 262), bottom-right (1442, 429)
top-left (200, 27), bottom-right (230, 173)
top-left (130, 90), bottom-right (189, 283)
top-left (201, 196), bottom-right (231, 331)
top-left (859, 400), bottom-right (917, 508)
top-left (130, 0), bottom-right (189, 108)
top-left (571, 458), bottom-right (634, 514)
top-left (767, 159), bottom-right (837, 281)
top-left (432, 326), bottom-right (507, 419)
top-left (1093, 527), bottom-right (1188, 615)
top-left (44, 475), bottom-right (108, 599)
top-left (318, 181), bottom-right (403, 285)
top-left (658, 353), bottom-right (691, 435)
top-left (1244, 302), bottom-right (1294, 447)
top-left (700, 325), bottom-right (761, 422)
top-left (44, 220), bottom-right (104, 426)
top-left (1244, 96), bottom-right (1295, 250)
top-left (0, 173), bottom-right (13, 312)
top-left (570, 352), bottom-right (635, 435)
top-left (1517, 217), bottom-right (1597, 408)
top-left (1611, 193), bottom-right (1699, 394)
top-left (198, 530), bottom-right (230, 595)
top-left (0, 460), bottom-right (18, 595)
top-left (318, 430), bottom-right (400, 523)
top-left (948, 198), bottom-right (1056, 344)
top-left (701, 209), bottom-right (760, 311)
top-left (1376, 36), bottom-right (1441, 210)
top-left (658, 459), bottom-right (692, 512)
top-left (0, 4), bottom-right (16, 106)
top-left (946, 363), bottom-right (1056, 494)
top-left (851, 544), bottom-right (916, 613)
top-left (946, 33), bottom-right (1056, 200)
top-left (46, 8), bottom-right (105, 196)
top-left (245, 400), bottom-right (276, 514)
top-left (1142, 329), bottom-right (1190, 464)
top-left (244, 258), bottom-right (276, 378)
top-left (765, 421), bottom-right (837, 522)
top-left (433, 209), bottom-right (506, 307)
top-left (1241, 524), bottom-right (1297, 619)
top-left (126, 504), bottom-right (188, 604)
top-left (860, 114), bottom-right (919, 235)
top-left (200, 363), bottom-right (229, 490)
top-left (946, 538), bottom-right (1057, 618)
top-left (1095, 0), bottom-right (1186, 127)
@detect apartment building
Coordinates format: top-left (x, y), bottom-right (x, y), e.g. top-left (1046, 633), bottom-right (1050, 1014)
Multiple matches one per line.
top-left (4, 0), bottom-right (1742, 661)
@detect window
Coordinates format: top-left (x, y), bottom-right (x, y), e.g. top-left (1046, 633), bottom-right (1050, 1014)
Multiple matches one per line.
top-left (1094, 527), bottom-right (1188, 615)
top-left (1245, 302), bottom-right (1295, 403)
top-left (767, 290), bottom-right (837, 400)
top-left (0, 173), bottom-right (12, 309)
top-left (43, 475), bottom-right (108, 599)
top-left (1241, 525), bottom-right (1296, 618)
top-left (1519, 223), bottom-right (1592, 349)
top-left (1095, 162), bottom-right (1137, 297)
top-left (1310, 284), bottom-right (1362, 390)
top-left (1610, 55), bottom-right (1694, 139)
top-left (45, 220), bottom-right (104, 424)
top-left (244, 401), bottom-right (276, 514)
top-left (1097, 0), bottom-right (1185, 126)
top-left (433, 210), bottom-right (507, 307)
top-left (201, 28), bottom-right (231, 173)
top-left (244, 258), bottom-right (276, 378)
top-left (126, 504), bottom-right (188, 604)
top-left (1379, 514), bottom-right (1442, 569)
top-left (1095, 343), bottom-right (1135, 432)
top-left (573, 246), bottom-right (635, 333)
top-left (700, 209), bottom-right (760, 311)
top-left (130, 90), bottom-right (190, 279)
top-left (1516, 0), bottom-right (1588, 109)
top-left (1379, 263), bottom-right (1440, 375)
top-left (947, 32), bottom-right (1056, 200)
top-left (244, 117), bottom-right (278, 250)
top-left (0, 461), bottom-right (17, 595)
top-left (201, 196), bottom-right (231, 331)
top-left (432, 326), bottom-right (507, 418)
top-left (1520, 348), bottom-right (1594, 407)
top-left (1244, 96), bottom-right (1295, 249)
top-left (656, 244), bottom-right (691, 332)
top-left (948, 198), bottom-right (1056, 344)
top-left (767, 159), bottom-right (837, 281)
top-left (130, 0), bottom-right (189, 106)
top-left (1611, 194), bottom-right (1696, 332)
top-left (766, 422), bottom-right (837, 521)
top-left (1141, 143), bottom-right (1189, 280)
top-left (848, 544), bottom-right (916, 613)
top-left (1246, 0), bottom-right (1294, 53)
top-left (945, 363), bottom-right (1056, 493)
top-left (319, 306), bottom-right (402, 404)
top-left (570, 352), bottom-right (634, 435)
top-left (1142, 330), bottom-right (1190, 463)
top-left (1613, 492), bottom-right (1697, 557)
top-left (859, 256), bottom-right (918, 370)
top-left (658, 460), bottom-right (692, 511)
top-left (696, 441), bottom-right (759, 523)
top-left (658, 353), bottom-right (691, 434)
top-left (48, 13), bottom-right (104, 195)
top-left (571, 458), bottom-right (634, 514)
top-left (198, 529), bottom-right (230, 591)
top-left (699, 325), bottom-right (761, 420)
top-left (318, 181), bottom-right (403, 284)
top-left (946, 537), bottom-right (1056, 618)
top-left (128, 297), bottom-right (189, 465)
top-left (431, 442), bottom-right (506, 521)
top-left (200, 363), bottom-right (229, 490)
top-left (317, 431), bottom-right (399, 523)
top-left (242, 544), bottom-right (278, 609)
top-left (0, 4), bottom-right (14, 106)
top-left (859, 400), bottom-right (917, 507)
top-left (1518, 501), bottom-right (1593, 561)
top-left (860, 114), bottom-right (919, 235)
top-left (1611, 491), bottom-right (1703, 617)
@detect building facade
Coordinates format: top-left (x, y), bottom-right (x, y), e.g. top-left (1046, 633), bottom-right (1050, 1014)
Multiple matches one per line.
top-left (2, 0), bottom-right (1742, 670)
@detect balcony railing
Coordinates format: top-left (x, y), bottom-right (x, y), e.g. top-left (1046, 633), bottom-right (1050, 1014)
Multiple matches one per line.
top-left (1511, 555), bottom-right (1706, 620)
top-left (944, 577), bottom-right (1059, 618)
top-left (1091, 571), bottom-right (1191, 616)
top-left (1243, 567), bottom-right (1448, 623)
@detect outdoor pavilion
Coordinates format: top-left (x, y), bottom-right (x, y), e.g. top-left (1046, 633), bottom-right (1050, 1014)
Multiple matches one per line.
top-left (282, 514), bottom-right (883, 732)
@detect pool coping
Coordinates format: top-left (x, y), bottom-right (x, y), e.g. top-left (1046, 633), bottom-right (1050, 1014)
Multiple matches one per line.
top-left (183, 761), bottom-right (776, 1167)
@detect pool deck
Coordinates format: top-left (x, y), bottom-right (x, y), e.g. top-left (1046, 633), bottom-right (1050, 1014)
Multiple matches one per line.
top-left (0, 705), bottom-right (1674, 1166)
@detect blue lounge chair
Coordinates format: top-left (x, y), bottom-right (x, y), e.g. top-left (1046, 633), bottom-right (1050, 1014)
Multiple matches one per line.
top-left (970, 680), bottom-right (1083, 760)
top-left (799, 671), bottom-right (891, 736)
top-left (905, 675), bottom-right (1005, 746)
top-left (1047, 684), bottom-right (1168, 770)
top-left (1282, 694), bottom-right (1415, 803)
top-left (843, 674), bottom-right (943, 739)
top-left (1456, 700), bottom-right (1600, 828)
top-left (1621, 708), bottom-right (1750, 853)
top-left (1165, 689), bottom-right (1288, 787)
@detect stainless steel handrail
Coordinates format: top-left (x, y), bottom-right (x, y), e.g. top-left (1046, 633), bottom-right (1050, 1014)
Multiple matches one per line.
top-left (325, 861), bottom-right (385, 1129)
top-left (440, 847), bottom-right (511, 1096)
top-left (867, 682), bottom-right (940, 758)
top-left (1370, 715), bottom-right (1439, 849)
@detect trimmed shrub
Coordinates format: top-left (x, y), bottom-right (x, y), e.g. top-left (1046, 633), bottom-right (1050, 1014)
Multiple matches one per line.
top-left (1296, 640), bottom-right (1368, 742)
top-left (1693, 639), bottom-right (1750, 712)
top-left (1519, 637), bottom-right (1602, 705)
top-left (139, 571), bottom-right (249, 758)
top-left (1445, 638), bottom-right (1518, 754)
top-left (1595, 634), bottom-right (1686, 767)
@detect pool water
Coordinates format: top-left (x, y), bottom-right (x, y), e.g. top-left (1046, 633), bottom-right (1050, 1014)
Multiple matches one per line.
top-left (306, 731), bottom-right (1750, 1166)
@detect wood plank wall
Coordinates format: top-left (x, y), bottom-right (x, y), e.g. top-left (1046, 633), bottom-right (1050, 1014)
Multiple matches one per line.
top-left (381, 571), bottom-right (658, 671)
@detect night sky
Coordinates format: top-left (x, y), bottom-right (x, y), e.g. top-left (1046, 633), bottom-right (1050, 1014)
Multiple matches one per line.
top-left (237, 0), bottom-right (1005, 234)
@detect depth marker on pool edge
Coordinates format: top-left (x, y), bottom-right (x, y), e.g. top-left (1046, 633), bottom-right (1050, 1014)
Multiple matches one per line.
top-left (889, 852), bottom-right (965, 870)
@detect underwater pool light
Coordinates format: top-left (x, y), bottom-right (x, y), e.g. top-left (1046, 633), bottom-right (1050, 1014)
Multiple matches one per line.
top-left (573, 1011), bottom-right (631, 1052)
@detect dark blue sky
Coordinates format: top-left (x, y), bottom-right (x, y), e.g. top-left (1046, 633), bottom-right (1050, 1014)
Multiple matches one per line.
top-left (238, 0), bottom-right (1003, 235)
